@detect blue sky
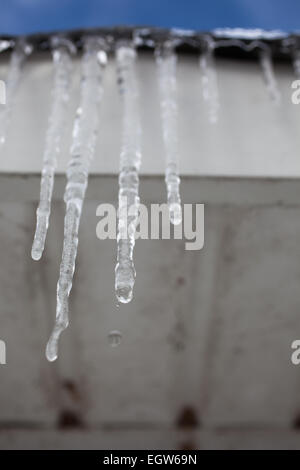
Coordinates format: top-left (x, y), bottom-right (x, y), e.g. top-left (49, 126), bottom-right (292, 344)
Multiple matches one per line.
top-left (1, 0), bottom-right (300, 35)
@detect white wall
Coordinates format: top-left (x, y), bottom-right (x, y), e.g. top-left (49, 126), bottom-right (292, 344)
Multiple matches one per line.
top-left (0, 51), bottom-right (300, 450)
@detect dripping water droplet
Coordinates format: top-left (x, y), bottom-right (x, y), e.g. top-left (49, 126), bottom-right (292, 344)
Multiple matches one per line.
top-left (116, 284), bottom-right (133, 304)
top-left (108, 330), bottom-right (122, 347)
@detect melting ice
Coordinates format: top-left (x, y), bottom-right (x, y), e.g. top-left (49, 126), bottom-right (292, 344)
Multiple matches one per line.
top-left (0, 38), bottom-right (32, 145)
top-left (115, 42), bottom-right (142, 304)
top-left (155, 41), bottom-right (182, 225)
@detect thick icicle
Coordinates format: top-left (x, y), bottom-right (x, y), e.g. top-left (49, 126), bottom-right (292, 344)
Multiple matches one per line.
top-left (46, 37), bottom-right (107, 362)
top-left (199, 37), bottom-right (219, 124)
top-left (155, 41), bottom-right (182, 225)
top-left (32, 37), bottom-right (75, 261)
top-left (115, 42), bottom-right (141, 304)
top-left (259, 49), bottom-right (281, 105)
top-left (0, 38), bottom-right (32, 145)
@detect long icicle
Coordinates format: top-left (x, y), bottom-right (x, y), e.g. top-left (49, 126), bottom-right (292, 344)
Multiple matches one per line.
top-left (155, 41), bottom-right (182, 225)
top-left (199, 36), bottom-right (219, 124)
top-left (32, 37), bottom-right (75, 261)
top-left (259, 49), bottom-right (281, 105)
top-left (0, 38), bottom-right (32, 145)
top-left (46, 36), bottom-right (107, 362)
top-left (115, 41), bottom-right (141, 304)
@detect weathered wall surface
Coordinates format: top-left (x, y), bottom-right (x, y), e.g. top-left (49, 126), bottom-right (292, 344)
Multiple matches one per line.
top-left (0, 177), bottom-right (299, 449)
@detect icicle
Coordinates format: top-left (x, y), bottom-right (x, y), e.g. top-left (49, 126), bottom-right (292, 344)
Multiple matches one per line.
top-left (32, 37), bottom-right (75, 261)
top-left (0, 38), bottom-right (32, 145)
top-left (259, 49), bottom-right (281, 105)
top-left (155, 41), bottom-right (182, 225)
top-left (108, 330), bottom-right (122, 347)
top-left (46, 36), bottom-right (107, 362)
top-left (115, 42), bottom-right (141, 304)
top-left (199, 37), bottom-right (219, 124)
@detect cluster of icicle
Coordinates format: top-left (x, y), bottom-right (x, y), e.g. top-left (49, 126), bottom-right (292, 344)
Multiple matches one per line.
top-left (0, 31), bottom-right (292, 361)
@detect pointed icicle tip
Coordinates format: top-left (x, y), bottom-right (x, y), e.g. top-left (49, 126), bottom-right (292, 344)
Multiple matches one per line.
top-left (31, 248), bottom-right (42, 261)
top-left (169, 203), bottom-right (182, 225)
